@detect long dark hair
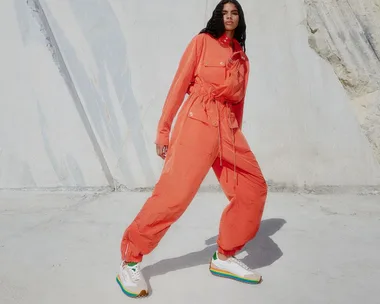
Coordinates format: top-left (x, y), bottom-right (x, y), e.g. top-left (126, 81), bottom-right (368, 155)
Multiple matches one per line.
top-left (200, 0), bottom-right (246, 52)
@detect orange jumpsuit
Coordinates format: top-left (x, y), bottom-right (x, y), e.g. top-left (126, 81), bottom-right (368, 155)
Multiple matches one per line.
top-left (121, 33), bottom-right (267, 262)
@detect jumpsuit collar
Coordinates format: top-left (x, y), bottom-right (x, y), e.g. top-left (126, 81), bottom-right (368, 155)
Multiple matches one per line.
top-left (218, 33), bottom-right (240, 51)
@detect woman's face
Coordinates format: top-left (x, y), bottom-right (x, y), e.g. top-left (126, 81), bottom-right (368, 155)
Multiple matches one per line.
top-left (223, 3), bottom-right (239, 32)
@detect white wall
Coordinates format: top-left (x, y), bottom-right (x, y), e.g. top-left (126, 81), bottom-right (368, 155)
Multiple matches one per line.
top-left (1, 0), bottom-right (379, 189)
top-left (0, 0), bottom-right (108, 189)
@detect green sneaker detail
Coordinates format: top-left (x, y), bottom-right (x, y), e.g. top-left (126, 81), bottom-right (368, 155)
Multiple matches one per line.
top-left (213, 252), bottom-right (218, 260)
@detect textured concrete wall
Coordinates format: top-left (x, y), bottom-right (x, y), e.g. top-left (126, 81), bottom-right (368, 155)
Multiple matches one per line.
top-left (0, 0), bottom-right (108, 189)
top-left (1, 0), bottom-right (379, 190)
top-left (305, 0), bottom-right (380, 164)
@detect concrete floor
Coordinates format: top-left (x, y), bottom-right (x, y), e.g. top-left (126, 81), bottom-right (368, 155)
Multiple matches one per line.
top-left (0, 190), bottom-right (379, 304)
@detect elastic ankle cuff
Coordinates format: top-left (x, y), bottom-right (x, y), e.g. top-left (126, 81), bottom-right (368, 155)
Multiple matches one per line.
top-left (124, 256), bottom-right (142, 263)
top-left (121, 239), bottom-right (143, 262)
top-left (218, 247), bottom-right (236, 257)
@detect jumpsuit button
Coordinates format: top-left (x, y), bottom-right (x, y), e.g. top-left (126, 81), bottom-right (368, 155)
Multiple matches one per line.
top-left (212, 121), bottom-right (218, 126)
top-left (189, 112), bottom-right (193, 117)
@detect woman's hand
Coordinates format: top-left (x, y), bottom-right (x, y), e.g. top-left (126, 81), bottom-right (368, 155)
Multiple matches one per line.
top-left (156, 144), bottom-right (168, 160)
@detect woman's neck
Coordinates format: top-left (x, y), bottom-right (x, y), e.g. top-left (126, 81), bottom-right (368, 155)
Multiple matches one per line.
top-left (225, 30), bottom-right (234, 39)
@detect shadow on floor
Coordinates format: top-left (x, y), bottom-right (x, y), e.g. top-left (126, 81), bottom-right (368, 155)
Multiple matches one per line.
top-left (142, 218), bottom-right (286, 288)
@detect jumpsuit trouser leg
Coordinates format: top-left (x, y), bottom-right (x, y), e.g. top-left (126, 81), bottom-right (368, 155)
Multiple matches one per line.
top-left (212, 121), bottom-right (268, 257)
top-left (120, 103), bottom-right (267, 262)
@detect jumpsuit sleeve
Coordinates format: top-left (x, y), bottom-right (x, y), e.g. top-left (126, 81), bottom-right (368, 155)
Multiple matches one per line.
top-left (155, 35), bottom-right (203, 146)
top-left (232, 60), bottom-right (250, 129)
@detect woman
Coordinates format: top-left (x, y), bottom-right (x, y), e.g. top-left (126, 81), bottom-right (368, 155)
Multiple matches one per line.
top-left (116, 0), bottom-right (268, 298)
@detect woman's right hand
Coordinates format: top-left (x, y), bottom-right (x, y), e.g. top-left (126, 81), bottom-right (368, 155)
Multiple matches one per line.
top-left (156, 144), bottom-right (168, 160)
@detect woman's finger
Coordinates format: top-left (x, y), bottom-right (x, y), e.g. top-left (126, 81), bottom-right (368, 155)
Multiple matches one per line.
top-left (156, 145), bottom-right (165, 159)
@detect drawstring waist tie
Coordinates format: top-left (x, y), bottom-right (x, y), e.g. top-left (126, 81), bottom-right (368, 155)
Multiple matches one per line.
top-left (187, 83), bottom-right (239, 186)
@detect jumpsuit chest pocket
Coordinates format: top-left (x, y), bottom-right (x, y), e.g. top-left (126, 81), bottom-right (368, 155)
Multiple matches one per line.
top-left (201, 60), bottom-right (226, 84)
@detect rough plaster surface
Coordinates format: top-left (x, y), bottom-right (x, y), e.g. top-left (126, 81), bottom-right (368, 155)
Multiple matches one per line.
top-left (305, 0), bottom-right (380, 162)
top-left (1, 0), bottom-right (380, 189)
top-left (0, 191), bottom-right (379, 303)
top-left (0, 0), bottom-right (108, 189)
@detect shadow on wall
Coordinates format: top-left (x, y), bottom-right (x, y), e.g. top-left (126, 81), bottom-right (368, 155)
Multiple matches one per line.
top-left (41, 1), bottom-right (156, 187)
top-left (142, 218), bottom-right (286, 286)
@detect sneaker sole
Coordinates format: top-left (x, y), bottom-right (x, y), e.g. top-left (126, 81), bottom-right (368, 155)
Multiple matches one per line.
top-left (209, 263), bottom-right (262, 285)
top-left (116, 275), bottom-right (149, 298)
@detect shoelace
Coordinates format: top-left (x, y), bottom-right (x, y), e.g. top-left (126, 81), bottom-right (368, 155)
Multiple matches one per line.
top-left (124, 264), bottom-right (141, 282)
top-left (230, 257), bottom-right (254, 272)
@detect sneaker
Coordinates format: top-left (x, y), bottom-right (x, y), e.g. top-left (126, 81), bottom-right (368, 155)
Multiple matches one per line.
top-left (116, 261), bottom-right (149, 298)
top-left (209, 252), bottom-right (262, 284)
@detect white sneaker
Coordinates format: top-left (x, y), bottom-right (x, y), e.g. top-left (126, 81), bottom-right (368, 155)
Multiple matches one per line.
top-left (116, 261), bottom-right (149, 298)
top-left (209, 252), bottom-right (262, 284)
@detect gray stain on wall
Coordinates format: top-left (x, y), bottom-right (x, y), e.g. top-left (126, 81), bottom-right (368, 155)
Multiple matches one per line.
top-left (66, 0), bottom-right (156, 187)
top-left (40, 0), bottom-right (156, 188)
top-left (28, 0), bottom-right (116, 188)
